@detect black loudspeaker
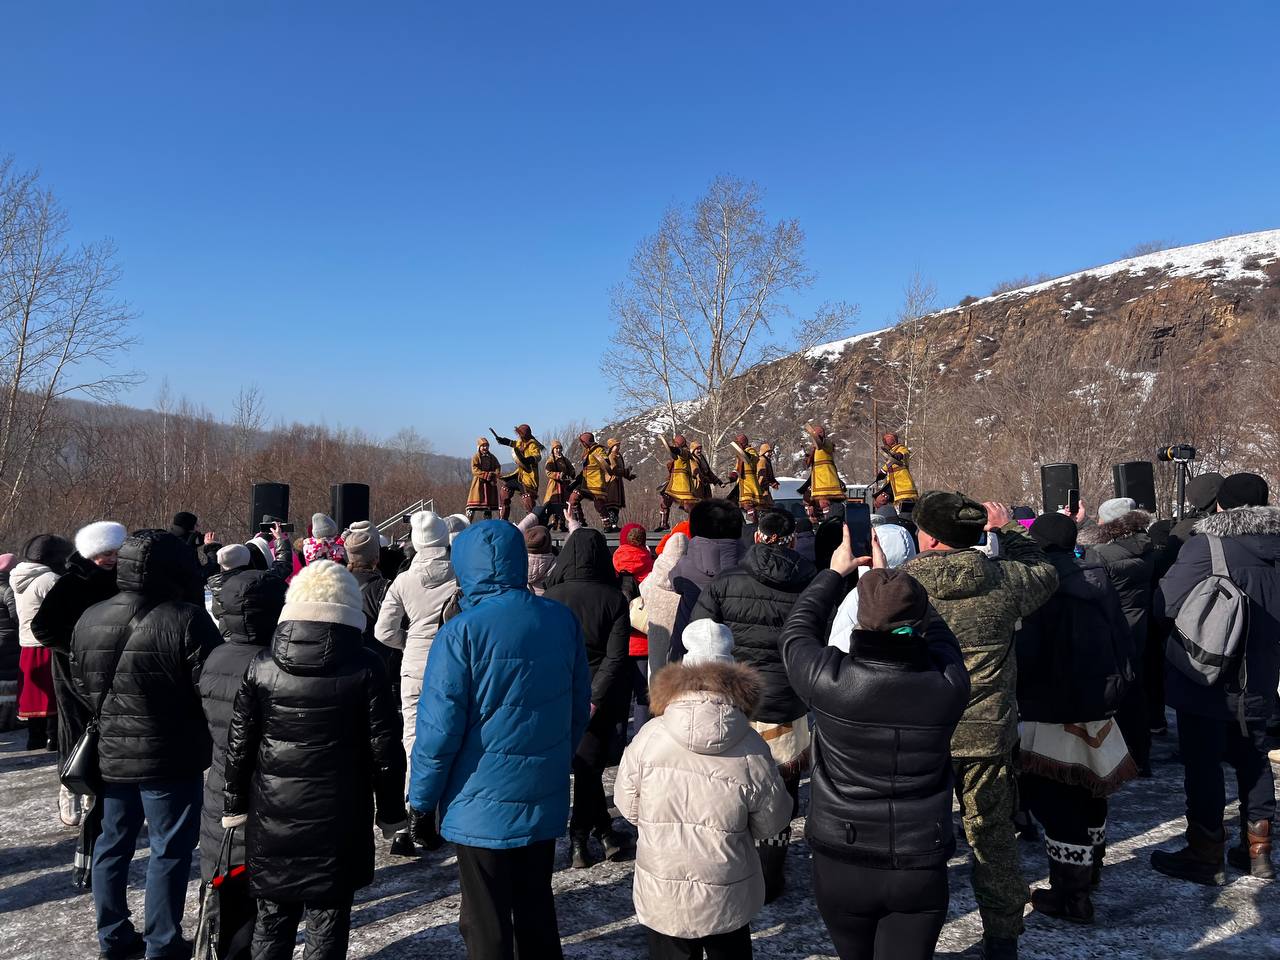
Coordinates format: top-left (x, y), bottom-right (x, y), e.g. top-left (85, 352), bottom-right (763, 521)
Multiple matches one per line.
top-left (249, 483), bottom-right (290, 536)
top-left (1040, 462), bottom-right (1080, 513)
top-left (1113, 461), bottom-right (1157, 512)
top-left (330, 483), bottom-right (370, 530)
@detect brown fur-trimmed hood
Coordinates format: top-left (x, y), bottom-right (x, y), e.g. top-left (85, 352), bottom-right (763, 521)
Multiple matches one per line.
top-left (649, 660), bottom-right (761, 718)
top-left (1079, 510), bottom-right (1152, 546)
top-left (649, 661), bottom-right (763, 757)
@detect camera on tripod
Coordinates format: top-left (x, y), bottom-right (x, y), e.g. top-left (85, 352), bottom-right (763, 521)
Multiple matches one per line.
top-left (1157, 444), bottom-right (1196, 463)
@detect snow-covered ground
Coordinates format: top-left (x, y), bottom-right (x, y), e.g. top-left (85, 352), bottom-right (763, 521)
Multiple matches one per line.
top-left (1, 722), bottom-right (1276, 960)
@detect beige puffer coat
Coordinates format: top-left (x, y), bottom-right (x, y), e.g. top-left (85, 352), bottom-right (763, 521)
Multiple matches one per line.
top-left (373, 548), bottom-right (457, 682)
top-left (615, 660), bottom-right (792, 939)
top-left (640, 533), bottom-right (688, 676)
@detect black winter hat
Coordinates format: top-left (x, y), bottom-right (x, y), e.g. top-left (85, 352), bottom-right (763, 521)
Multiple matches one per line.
top-left (1185, 472), bottom-right (1224, 512)
top-left (914, 491), bottom-right (987, 548)
top-left (1217, 473), bottom-right (1269, 510)
top-left (21, 533), bottom-right (74, 570)
top-left (856, 568), bottom-right (929, 632)
top-left (1029, 513), bottom-right (1078, 552)
top-left (172, 511), bottom-right (198, 533)
top-left (1011, 505), bottom-right (1036, 521)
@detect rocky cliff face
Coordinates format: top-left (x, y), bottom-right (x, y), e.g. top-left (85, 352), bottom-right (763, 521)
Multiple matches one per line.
top-left (600, 230), bottom-right (1280, 499)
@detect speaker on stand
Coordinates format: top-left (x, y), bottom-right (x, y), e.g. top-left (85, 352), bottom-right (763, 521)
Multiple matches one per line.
top-left (1113, 461), bottom-right (1157, 512)
top-left (330, 483), bottom-right (371, 531)
top-left (1040, 462), bottom-right (1080, 513)
top-left (249, 483), bottom-right (290, 537)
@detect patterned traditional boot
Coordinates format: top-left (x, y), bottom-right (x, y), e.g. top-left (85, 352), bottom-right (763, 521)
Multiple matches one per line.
top-left (1032, 838), bottom-right (1095, 924)
top-left (1090, 822), bottom-right (1106, 888)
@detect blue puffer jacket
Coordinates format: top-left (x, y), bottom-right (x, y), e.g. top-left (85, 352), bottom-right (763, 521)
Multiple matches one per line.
top-left (410, 521), bottom-right (591, 848)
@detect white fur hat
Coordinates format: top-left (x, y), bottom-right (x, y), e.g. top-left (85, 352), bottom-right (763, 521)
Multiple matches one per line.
top-left (217, 544), bottom-right (251, 571)
top-left (280, 559), bottom-right (364, 629)
top-left (75, 521), bottom-right (128, 560)
top-left (411, 511), bottom-right (450, 552)
top-left (1098, 497), bottom-right (1136, 525)
top-left (682, 620), bottom-right (735, 666)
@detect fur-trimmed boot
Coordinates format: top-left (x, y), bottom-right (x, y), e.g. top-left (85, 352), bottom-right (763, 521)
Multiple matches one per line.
top-left (1032, 848), bottom-right (1095, 924)
top-left (1151, 821), bottom-right (1227, 885)
top-left (1227, 818), bottom-right (1274, 880)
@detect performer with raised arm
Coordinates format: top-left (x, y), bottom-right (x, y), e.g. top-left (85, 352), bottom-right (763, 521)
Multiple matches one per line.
top-left (802, 423), bottom-right (847, 522)
top-left (601, 438), bottom-right (635, 533)
top-left (466, 437), bottom-right (501, 522)
top-left (569, 432), bottom-right (613, 530)
top-left (656, 435), bottom-right (697, 532)
top-left (690, 440), bottom-right (724, 501)
top-left (758, 442), bottom-right (780, 508)
top-left (543, 439), bottom-right (576, 532)
top-left (728, 433), bottom-right (763, 525)
top-left (878, 432), bottom-right (919, 513)
top-left (492, 424), bottom-right (544, 522)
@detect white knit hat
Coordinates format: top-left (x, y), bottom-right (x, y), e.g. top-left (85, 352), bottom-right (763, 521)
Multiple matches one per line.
top-left (75, 521), bottom-right (128, 560)
top-left (217, 544), bottom-right (251, 571)
top-left (444, 513), bottom-right (470, 544)
top-left (280, 559), bottom-right (364, 629)
top-left (682, 620), bottom-right (735, 666)
top-left (411, 511), bottom-right (450, 552)
top-left (1098, 497), bottom-right (1136, 525)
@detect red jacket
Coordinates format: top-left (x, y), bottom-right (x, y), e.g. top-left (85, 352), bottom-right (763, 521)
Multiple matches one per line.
top-left (613, 529), bottom-right (654, 657)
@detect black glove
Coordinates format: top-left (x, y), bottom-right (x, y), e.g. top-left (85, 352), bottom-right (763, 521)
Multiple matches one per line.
top-left (410, 808), bottom-right (443, 851)
top-left (531, 502), bottom-right (550, 526)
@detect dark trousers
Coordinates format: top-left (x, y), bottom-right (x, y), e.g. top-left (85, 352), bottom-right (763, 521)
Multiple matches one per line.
top-left (757, 773), bottom-right (799, 903)
top-left (811, 854), bottom-right (948, 960)
top-left (1021, 772), bottom-right (1107, 862)
top-left (456, 840), bottom-right (562, 960)
top-left (630, 656), bottom-right (650, 734)
top-left (1115, 668), bottom-right (1151, 770)
top-left (1145, 624), bottom-right (1168, 729)
top-left (215, 882), bottom-right (255, 960)
top-left (571, 759), bottom-right (611, 835)
top-left (645, 925), bottom-right (752, 959)
top-left (92, 777), bottom-right (202, 959)
top-left (251, 895), bottom-right (352, 960)
top-left (1177, 710), bottom-right (1276, 829)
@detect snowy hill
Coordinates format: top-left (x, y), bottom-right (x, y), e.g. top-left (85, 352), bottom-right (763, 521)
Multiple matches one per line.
top-left (599, 229), bottom-right (1280, 493)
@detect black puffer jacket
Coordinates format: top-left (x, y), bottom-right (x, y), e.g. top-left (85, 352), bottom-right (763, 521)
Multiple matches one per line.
top-left (70, 530), bottom-right (221, 783)
top-left (1085, 514), bottom-right (1156, 657)
top-left (544, 529), bottom-right (631, 720)
top-left (33, 553), bottom-right (118, 654)
top-left (780, 569), bottom-right (969, 868)
top-left (1016, 548), bottom-right (1131, 723)
top-left (223, 614), bottom-right (406, 900)
top-left (691, 543), bottom-right (816, 724)
top-left (670, 537), bottom-right (745, 660)
top-left (198, 570), bottom-right (287, 880)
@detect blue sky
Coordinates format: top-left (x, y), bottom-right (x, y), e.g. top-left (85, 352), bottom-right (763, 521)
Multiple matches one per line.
top-left (3, 3), bottom-right (1277, 456)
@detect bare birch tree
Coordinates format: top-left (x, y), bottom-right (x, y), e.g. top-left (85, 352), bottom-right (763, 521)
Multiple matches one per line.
top-left (0, 158), bottom-right (139, 533)
top-left (603, 176), bottom-right (854, 467)
top-left (880, 272), bottom-right (939, 473)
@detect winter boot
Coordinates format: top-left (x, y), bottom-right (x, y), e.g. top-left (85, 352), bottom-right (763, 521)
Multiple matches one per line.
top-left (594, 825), bottom-right (629, 862)
top-left (388, 830), bottom-right (416, 857)
top-left (1151, 821), bottom-right (1227, 885)
top-left (570, 832), bottom-right (596, 870)
top-left (604, 509), bottom-right (620, 533)
top-left (1089, 823), bottom-right (1106, 888)
top-left (1227, 818), bottom-right (1274, 880)
top-left (58, 785), bottom-right (82, 829)
top-left (655, 507), bottom-right (670, 532)
top-left (465, 509), bottom-right (477, 524)
top-left (1032, 856), bottom-right (1095, 924)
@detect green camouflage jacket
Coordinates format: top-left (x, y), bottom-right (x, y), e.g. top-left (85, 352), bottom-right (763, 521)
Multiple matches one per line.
top-left (904, 524), bottom-right (1058, 758)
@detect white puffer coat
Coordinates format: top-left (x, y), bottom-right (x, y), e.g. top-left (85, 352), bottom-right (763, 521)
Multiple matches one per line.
top-left (373, 548), bottom-right (457, 682)
top-left (615, 660), bottom-right (792, 939)
top-left (12, 562), bottom-right (60, 648)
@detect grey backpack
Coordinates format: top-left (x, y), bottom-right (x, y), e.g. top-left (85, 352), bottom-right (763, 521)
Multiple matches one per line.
top-left (1166, 535), bottom-right (1250, 729)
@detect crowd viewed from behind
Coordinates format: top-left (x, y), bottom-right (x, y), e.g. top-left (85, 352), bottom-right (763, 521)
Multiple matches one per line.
top-left (0, 468), bottom-right (1275, 960)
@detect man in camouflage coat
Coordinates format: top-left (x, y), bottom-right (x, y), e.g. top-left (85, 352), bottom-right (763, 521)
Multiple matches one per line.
top-left (904, 492), bottom-right (1058, 960)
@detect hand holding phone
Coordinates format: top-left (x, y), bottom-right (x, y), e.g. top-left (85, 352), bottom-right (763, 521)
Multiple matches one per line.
top-left (844, 502), bottom-right (873, 559)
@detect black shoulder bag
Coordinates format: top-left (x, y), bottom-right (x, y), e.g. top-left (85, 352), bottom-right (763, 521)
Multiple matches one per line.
top-left (61, 602), bottom-right (158, 795)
